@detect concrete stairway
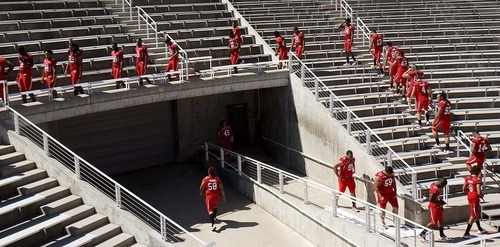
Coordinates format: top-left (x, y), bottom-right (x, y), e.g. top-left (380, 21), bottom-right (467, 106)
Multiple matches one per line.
top-left (231, 0), bottom-right (500, 200)
top-left (0, 144), bottom-right (145, 247)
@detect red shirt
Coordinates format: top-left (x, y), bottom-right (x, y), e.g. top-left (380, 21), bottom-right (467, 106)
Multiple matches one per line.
top-left (337, 156), bottom-right (355, 178)
top-left (376, 171), bottom-right (396, 195)
top-left (18, 53), bottom-right (33, 74)
top-left (387, 46), bottom-right (399, 62)
top-left (437, 99), bottom-right (452, 121)
top-left (414, 80), bottom-right (430, 101)
top-left (220, 126), bottom-right (232, 143)
top-left (472, 136), bottom-right (489, 157)
top-left (465, 175), bottom-right (482, 200)
top-left (136, 45), bottom-right (147, 63)
top-left (276, 36), bottom-right (287, 52)
top-left (344, 25), bottom-right (355, 40)
top-left (372, 34), bottom-right (383, 51)
top-left (68, 50), bottom-right (82, 71)
top-left (407, 70), bottom-right (424, 85)
top-left (111, 50), bottom-right (123, 68)
top-left (395, 55), bottom-right (409, 73)
top-left (169, 43), bottom-right (179, 58)
top-left (429, 183), bottom-right (441, 203)
top-left (43, 58), bottom-right (57, 77)
top-left (229, 37), bottom-right (240, 53)
top-left (292, 32), bottom-right (304, 46)
top-left (0, 57), bottom-right (7, 80)
top-left (202, 175), bottom-right (221, 198)
top-left (233, 26), bottom-right (242, 45)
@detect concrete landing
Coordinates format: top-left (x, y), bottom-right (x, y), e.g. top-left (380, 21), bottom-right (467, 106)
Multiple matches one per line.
top-left (112, 163), bottom-right (315, 247)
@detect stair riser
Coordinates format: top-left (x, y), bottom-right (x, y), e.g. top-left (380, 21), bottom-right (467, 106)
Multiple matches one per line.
top-left (0, 162), bottom-right (37, 178)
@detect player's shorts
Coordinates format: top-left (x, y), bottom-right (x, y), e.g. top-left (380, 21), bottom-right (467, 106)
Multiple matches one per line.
top-left (17, 73), bottom-right (32, 92)
top-left (466, 154), bottom-right (485, 170)
top-left (338, 177), bottom-right (355, 193)
top-left (230, 52), bottom-right (239, 65)
top-left (44, 74), bottom-right (55, 88)
top-left (389, 64), bottom-right (397, 76)
top-left (0, 81), bottom-right (6, 102)
top-left (166, 57), bottom-right (179, 72)
top-left (221, 141), bottom-right (233, 151)
top-left (417, 99), bottom-right (429, 113)
top-left (206, 195), bottom-right (220, 214)
top-left (432, 119), bottom-right (451, 135)
top-left (371, 49), bottom-right (382, 63)
top-left (377, 193), bottom-right (399, 209)
top-left (295, 45), bottom-right (304, 58)
top-left (279, 49), bottom-right (288, 60)
top-left (344, 40), bottom-right (353, 52)
top-left (112, 67), bottom-right (121, 79)
top-left (428, 203), bottom-right (443, 225)
top-left (468, 197), bottom-right (481, 218)
top-left (394, 72), bottom-right (408, 86)
top-left (70, 69), bottom-right (81, 84)
top-left (136, 62), bottom-right (146, 76)
top-left (406, 85), bottom-right (414, 98)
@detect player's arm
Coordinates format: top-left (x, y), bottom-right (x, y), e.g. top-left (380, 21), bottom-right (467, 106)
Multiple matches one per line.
top-left (428, 192), bottom-right (437, 204)
top-left (219, 180), bottom-right (226, 202)
top-left (28, 55), bottom-right (34, 67)
top-left (462, 181), bottom-right (467, 193)
top-left (119, 53), bottom-right (123, 72)
top-left (476, 183), bottom-right (483, 198)
top-left (368, 38), bottom-right (373, 51)
top-left (338, 22), bottom-right (345, 29)
top-left (485, 140), bottom-right (492, 153)
top-left (199, 180), bottom-right (206, 196)
top-left (332, 161), bottom-right (342, 177)
top-left (64, 57), bottom-right (70, 76)
top-left (402, 69), bottom-right (412, 79)
top-left (470, 141), bottom-right (476, 152)
top-left (374, 176), bottom-right (383, 199)
top-left (435, 104), bottom-right (444, 122)
top-left (143, 49), bottom-right (148, 67)
top-left (78, 52), bottom-right (83, 77)
top-left (52, 64), bottom-right (57, 82)
top-left (427, 86), bottom-right (433, 101)
top-left (171, 47), bottom-right (178, 59)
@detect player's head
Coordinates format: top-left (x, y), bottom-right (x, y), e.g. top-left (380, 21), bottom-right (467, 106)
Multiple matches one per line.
top-left (293, 27), bottom-right (299, 33)
top-left (371, 30), bottom-right (377, 34)
top-left (229, 31), bottom-right (235, 38)
top-left (232, 21), bottom-right (238, 28)
top-left (386, 42), bottom-right (392, 47)
top-left (165, 39), bottom-right (172, 45)
top-left (437, 178), bottom-right (448, 187)
top-left (69, 42), bottom-right (79, 52)
top-left (384, 166), bottom-right (393, 175)
top-left (345, 150), bottom-right (353, 159)
top-left (208, 167), bottom-right (216, 176)
top-left (345, 18), bottom-right (351, 24)
top-left (397, 49), bottom-right (404, 56)
top-left (44, 50), bottom-right (53, 58)
top-left (112, 43), bottom-right (119, 51)
top-left (470, 165), bottom-right (480, 176)
top-left (437, 91), bottom-right (447, 100)
top-left (136, 38), bottom-right (142, 46)
top-left (18, 46), bottom-right (26, 55)
top-left (220, 119), bottom-right (228, 127)
top-left (274, 31), bottom-right (280, 37)
top-left (472, 130), bottom-right (481, 137)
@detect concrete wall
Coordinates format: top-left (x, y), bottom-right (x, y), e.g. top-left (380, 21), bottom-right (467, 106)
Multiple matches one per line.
top-left (7, 131), bottom-right (170, 247)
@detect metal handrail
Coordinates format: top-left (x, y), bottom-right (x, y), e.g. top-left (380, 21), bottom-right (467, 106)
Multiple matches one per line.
top-left (7, 106), bottom-right (210, 246)
top-left (449, 232), bottom-right (500, 247)
top-left (200, 60), bottom-right (289, 78)
top-left (289, 52), bottom-right (418, 200)
top-left (340, 0), bottom-right (353, 19)
top-left (122, 0), bottom-right (133, 20)
top-left (137, 7), bottom-right (158, 47)
top-left (356, 17), bottom-right (371, 46)
top-left (203, 142), bottom-right (434, 247)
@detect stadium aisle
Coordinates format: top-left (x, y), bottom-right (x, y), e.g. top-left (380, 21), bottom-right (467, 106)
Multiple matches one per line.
top-left (113, 163), bottom-right (315, 247)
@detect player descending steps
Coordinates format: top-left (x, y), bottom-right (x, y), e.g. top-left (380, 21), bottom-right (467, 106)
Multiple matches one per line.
top-left (199, 167), bottom-right (226, 231)
top-left (369, 30), bottom-right (383, 76)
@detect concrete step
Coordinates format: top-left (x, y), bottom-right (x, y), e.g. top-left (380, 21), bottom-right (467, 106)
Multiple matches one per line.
top-left (130, 244), bottom-right (147, 247)
top-left (41, 195), bottom-right (83, 216)
top-left (17, 177), bottom-right (59, 196)
top-left (0, 152), bottom-right (26, 166)
top-left (95, 232), bottom-right (135, 247)
top-left (0, 160), bottom-right (37, 178)
top-left (60, 223), bottom-right (122, 246)
top-left (0, 145), bottom-right (15, 156)
top-left (0, 169), bottom-right (48, 199)
top-left (66, 214), bottom-right (109, 236)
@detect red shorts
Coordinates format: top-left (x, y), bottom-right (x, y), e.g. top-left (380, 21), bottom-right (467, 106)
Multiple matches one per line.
top-left (136, 62), bottom-right (146, 76)
top-left (468, 198), bottom-right (480, 218)
top-left (417, 99), bottom-right (429, 113)
top-left (295, 45), bottom-right (304, 58)
top-left (377, 193), bottom-right (399, 209)
top-left (70, 69), bottom-right (81, 84)
top-left (166, 57), bottom-right (179, 72)
top-left (371, 49), bottom-right (382, 63)
top-left (18, 73), bottom-right (33, 92)
top-left (394, 72), bottom-right (407, 86)
top-left (230, 52), bottom-right (239, 65)
top-left (428, 203), bottom-right (443, 225)
top-left (389, 63), bottom-right (397, 76)
top-left (44, 74), bottom-right (56, 88)
top-left (466, 154), bottom-right (485, 170)
top-left (112, 67), bottom-right (121, 79)
top-left (344, 40), bottom-right (352, 52)
top-left (221, 141), bottom-right (233, 151)
top-left (338, 177), bottom-right (355, 193)
top-left (205, 195), bottom-right (219, 214)
top-left (278, 49), bottom-right (288, 60)
top-left (432, 119), bottom-right (451, 135)
top-left (406, 86), bottom-right (414, 98)
top-left (0, 81), bottom-right (6, 102)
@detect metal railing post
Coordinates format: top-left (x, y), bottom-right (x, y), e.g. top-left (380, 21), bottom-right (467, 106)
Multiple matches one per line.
top-left (137, 7), bottom-right (140, 29)
top-left (329, 94), bottom-right (334, 118)
top-left (129, 0), bottom-right (132, 21)
top-left (303, 180), bottom-right (309, 204)
top-left (428, 232), bottom-right (434, 247)
top-left (43, 133), bottom-right (49, 155)
top-left (204, 143), bottom-right (209, 161)
top-left (237, 155), bottom-right (242, 176)
top-left (395, 217), bottom-right (401, 246)
top-left (279, 170), bottom-right (284, 194)
top-left (332, 191), bottom-right (338, 217)
top-left (257, 163), bottom-right (261, 184)
top-left (160, 215), bottom-right (166, 240)
top-left (456, 136), bottom-right (460, 158)
top-left (155, 22), bottom-right (158, 48)
top-left (314, 78), bottom-right (319, 101)
top-left (365, 129), bottom-right (371, 154)
top-left (347, 110), bottom-right (352, 135)
top-left (300, 63), bottom-right (305, 86)
top-left (115, 184), bottom-right (122, 208)
top-left (74, 156), bottom-right (80, 179)
top-left (122, 0), bottom-right (124, 12)
top-left (14, 113), bottom-right (19, 134)
top-left (365, 204), bottom-right (371, 232)
top-left (387, 152), bottom-right (392, 167)
top-left (219, 148), bottom-right (224, 168)
top-left (412, 173), bottom-right (417, 200)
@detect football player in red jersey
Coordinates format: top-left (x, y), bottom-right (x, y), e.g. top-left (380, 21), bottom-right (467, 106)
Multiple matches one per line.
top-left (374, 166), bottom-right (398, 228)
top-left (274, 31), bottom-right (288, 69)
top-left (165, 39), bottom-right (179, 81)
top-left (462, 166), bottom-right (488, 239)
top-left (383, 42), bottom-right (399, 91)
top-left (135, 38), bottom-right (148, 86)
top-left (64, 42), bottom-right (84, 95)
top-left (418, 178), bottom-right (450, 242)
top-left (41, 50), bottom-right (58, 98)
top-left (217, 120), bottom-right (233, 151)
top-left (17, 46), bottom-right (36, 103)
top-left (199, 167), bottom-right (226, 231)
top-left (339, 18), bottom-right (356, 66)
top-left (232, 21), bottom-right (243, 64)
top-left (333, 150), bottom-right (359, 212)
top-left (466, 130), bottom-right (491, 178)
top-left (403, 64), bottom-right (424, 110)
top-left (0, 56), bottom-right (14, 105)
top-left (291, 27), bottom-right (305, 59)
top-left (412, 76), bottom-right (433, 129)
top-left (111, 43), bottom-right (125, 89)
top-left (391, 49), bottom-right (409, 96)
top-left (432, 92), bottom-right (452, 153)
top-left (228, 32), bottom-right (241, 74)
top-left (369, 30), bottom-right (383, 76)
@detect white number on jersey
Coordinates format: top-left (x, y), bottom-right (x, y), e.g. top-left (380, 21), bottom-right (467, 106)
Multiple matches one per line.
top-left (384, 178), bottom-right (393, 187)
top-left (478, 143), bottom-right (486, 152)
top-left (207, 182), bottom-right (217, 190)
top-left (444, 106), bottom-right (451, 115)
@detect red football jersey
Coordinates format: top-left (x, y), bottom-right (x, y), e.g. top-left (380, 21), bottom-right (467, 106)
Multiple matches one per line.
top-left (344, 25), bottom-right (355, 40)
top-left (337, 156), bottom-right (355, 178)
top-left (111, 50), bottom-right (123, 68)
top-left (414, 80), bottom-right (430, 101)
top-left (464, 175), bottom-right (482, 200)
top-left (472, 136), bottom-right (489, 157)
top-left (372, 34), bottom-right (383, 50)
top-left (395, 56), bottom-right (409, 73)
top-left (68, 50), bottom-right (82, 70)
top-left (387, 46), bottom-right (399, 62)
top-left (233, 26), bottom-right (242, 44)
top-left (276, 36), bottom-right (287, 52)
top-left (292, 32), bottom-right (304, 46)
top-left (407, 70), bottom-right (424, 85)
top-left (220, 126), bottom-right (232, 143)
top-left (0, 57), bottom-right (8, 80)
top-left (43, 58), bottom-right (57, 77)
top-left (229, 37), bottom-right (240, 52)
top-left (18, 53), bottom-right (33, 74)
top-left (429, 183), bottom-right (441, 198)
top-left (168, 43), bottom-right (178, 58)
top-left (202, 175), bottom-right (221, 198)
top-left (437, 99), bottom-right (452, 121)
top-left (135, 45), bottom-right (147, 63)
top-left (376, 170), bottom-right (396, 195)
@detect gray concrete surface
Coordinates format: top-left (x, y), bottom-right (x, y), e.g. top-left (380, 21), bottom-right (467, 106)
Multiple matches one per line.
top-left (112, 162), bottom-right (316, 247)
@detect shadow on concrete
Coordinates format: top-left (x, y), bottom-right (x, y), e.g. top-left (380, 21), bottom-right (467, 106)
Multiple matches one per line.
top-left (214, 219), bottom-right (259, 233)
